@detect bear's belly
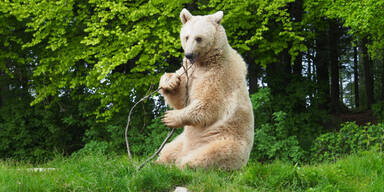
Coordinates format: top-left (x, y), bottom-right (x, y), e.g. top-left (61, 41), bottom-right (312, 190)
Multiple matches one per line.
top-left (181, 109), bottom-right (253, 155)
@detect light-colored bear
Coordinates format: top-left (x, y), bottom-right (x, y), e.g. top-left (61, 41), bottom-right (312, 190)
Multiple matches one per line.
top-left (157, 8), bottom-right (254, 170)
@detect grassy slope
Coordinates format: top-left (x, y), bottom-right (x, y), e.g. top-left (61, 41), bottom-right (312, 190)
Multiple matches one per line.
top-left (0, 151), bottom-right (383, 192)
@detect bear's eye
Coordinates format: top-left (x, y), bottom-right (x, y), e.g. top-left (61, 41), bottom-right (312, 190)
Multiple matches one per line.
top-left (195, 37), bottom-right (202, 43)
top-left (185, 36), bottom-right (189, 41)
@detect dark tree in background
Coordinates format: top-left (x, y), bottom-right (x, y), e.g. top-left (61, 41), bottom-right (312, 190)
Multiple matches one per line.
top-left (362, 38), bottom-right (374, 109)
top-left (329, 19), bottom-right (341, 114)
top-left (354, 46), bottom-right (359, 108)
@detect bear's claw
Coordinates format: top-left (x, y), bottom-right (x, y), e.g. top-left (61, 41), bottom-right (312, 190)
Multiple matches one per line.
top-left (162, 110), bottom-right (183, 128)
top-left (159, 73), bottom-right (180, 92)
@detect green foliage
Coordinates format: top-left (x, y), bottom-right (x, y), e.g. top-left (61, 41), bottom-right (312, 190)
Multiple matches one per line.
top-left (213, 0), bottom-right (305, 67)
top-left (311, 122), bottom-right (384, 162)
top-left (141, 115), bottom-right (182, 155)
top-left (0, 100), bottom-right (55, 162)
top-left (77, 109), bottom-right (182, 158)
top-left (325, 0), bottom-right (384, 58)
top-left (250, 87), bottom-right (273, 127)
top-left (252, 111), bottom-right (305, 163)
top-left (1, 0), bottom-right (186, 120)
top-left (1, 0), bottom-right (307, 121)
top-left (372, 101), bottom-right (384, 122)
top-left (250, 88), bottom-right (326, 163)
top-left (0, 0), bottom-right (383, 166)
top-left (75, 141), bottom-right (112, 156)
top-left (0, 93), bottom-right (88, 162)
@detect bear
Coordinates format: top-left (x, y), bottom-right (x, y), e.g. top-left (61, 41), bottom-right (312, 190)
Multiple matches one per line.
top-left (156, 8), bottom-right (254, 170)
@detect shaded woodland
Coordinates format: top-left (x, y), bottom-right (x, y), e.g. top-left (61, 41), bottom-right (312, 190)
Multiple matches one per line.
top-left (1, 0), bottom-right (383, 162)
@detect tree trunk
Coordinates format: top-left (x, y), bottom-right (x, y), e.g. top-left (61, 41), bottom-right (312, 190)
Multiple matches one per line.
top-left (247, 53), bottom-right (260, 94)
top-left (381, 58), bottom-right (384, 101)
top-left (353, 46), bottom-right (359, 108)
top-left (293, 53), bottom-right (303, 76)
top-left (307, 50), bottom-right (315, 104)
top-left (290, 0), bottom-right (303, 76)
top-left (266, 49), bottom-right (291, 96)
top-left (362, 38), bottom-right (374, 108)
top-left (307, 51), bottom-right (312, 79)
top-left (314, 25), bottom-right (330, 111)
top-left (340, 72), bottom-right (343, 104)
top-left (329, 20), bottom-right (340, 113)
top-left (0, 71), bottom-right (10, 108)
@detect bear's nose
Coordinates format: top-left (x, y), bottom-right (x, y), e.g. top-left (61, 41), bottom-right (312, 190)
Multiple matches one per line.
top-left (185, 53), bottom-right (194, 60)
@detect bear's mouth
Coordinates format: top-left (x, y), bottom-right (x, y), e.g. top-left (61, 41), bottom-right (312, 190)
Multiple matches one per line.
top-left (185, 52), bottom-right (198, 64)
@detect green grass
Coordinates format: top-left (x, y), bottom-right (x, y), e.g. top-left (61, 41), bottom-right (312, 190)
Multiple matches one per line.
top-left (0, 151), bottom-right (383, 192)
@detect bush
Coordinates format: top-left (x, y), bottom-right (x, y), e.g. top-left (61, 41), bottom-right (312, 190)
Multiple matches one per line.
top-left (250, 88), bottom-right (313, 163)
top-left (252, 111), bottom-right (305, 163)
top-left (133, 114), bottom-right (182, 156)
top-left (75, 141), bottom-right (113, 156)
top-left (80, 96), bottom-right (163, 157)
top-left (311, 122), bottom-right (384, 162)
top-left (0, 96), bottom-right (87, 162)
top-left (79, 111), bottom-right (182, 159)
top-left (372, 101), bottom-right (384, 122)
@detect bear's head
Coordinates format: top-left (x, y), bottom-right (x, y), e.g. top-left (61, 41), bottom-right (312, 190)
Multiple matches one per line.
top-left (179, 9), bottom-right (228, 63)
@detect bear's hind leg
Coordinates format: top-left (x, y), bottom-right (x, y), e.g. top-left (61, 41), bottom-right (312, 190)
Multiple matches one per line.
top-left (156, 133), bottom-right (184, 164)
top-left (177, 139), bottom-right (248, 170)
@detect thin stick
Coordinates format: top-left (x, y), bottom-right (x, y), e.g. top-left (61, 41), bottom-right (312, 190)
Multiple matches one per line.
top-left (125, 88), bottom-right (160, 160)
top-left (137, 128), bottom-right (175, 170)
top-left (137, 61), bottom-right (192, 170)
top-left (124, 59), bottom-right (193, 169)
top-left (182, 62), bottom-right (190, 106)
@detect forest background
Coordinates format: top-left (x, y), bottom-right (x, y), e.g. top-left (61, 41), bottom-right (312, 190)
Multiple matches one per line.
top-left (1, 0), bottom-right (384, 164)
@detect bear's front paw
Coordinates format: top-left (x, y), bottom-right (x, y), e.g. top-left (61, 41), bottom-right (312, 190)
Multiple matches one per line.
top-left (159, 73), bottom-right (180, 93)
top-left (162, 110), bottom-right (183, 128)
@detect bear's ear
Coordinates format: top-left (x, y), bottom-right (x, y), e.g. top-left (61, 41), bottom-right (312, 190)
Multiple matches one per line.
top-left (211, 11), bottom-right (223, 24)
top-left (180, 8), bottom-right (193, 24)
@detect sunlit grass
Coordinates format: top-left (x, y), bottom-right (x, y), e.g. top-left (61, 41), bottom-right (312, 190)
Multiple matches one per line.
top-left (0, 151), bottom-right (383, 192)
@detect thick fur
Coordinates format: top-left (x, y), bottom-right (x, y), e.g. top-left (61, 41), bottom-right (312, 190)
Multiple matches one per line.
top-left (157, 9), bottom-right (254, 170)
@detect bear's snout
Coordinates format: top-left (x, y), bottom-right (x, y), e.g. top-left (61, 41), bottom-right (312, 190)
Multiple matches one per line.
top-left (185, 53), bottom-right (193, 60)
top-left (185, 52), bottom-right (197, 63)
